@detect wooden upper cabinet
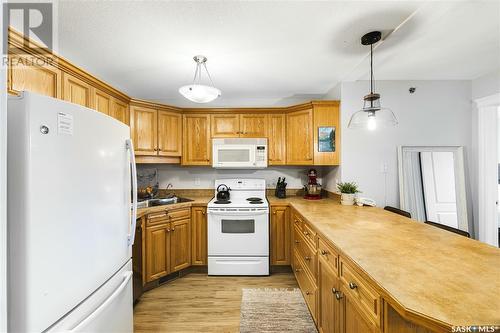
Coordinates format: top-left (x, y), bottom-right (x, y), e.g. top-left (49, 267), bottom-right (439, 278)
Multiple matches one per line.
top-left (313, 102), bottom-right (340, 165)
top-left (62, 73), bottom-right (93, 108)
top-left (170, 219), bottom-right (191, 272)
top-left (191, 206), bottom-right (207, 266)
top-left (286, 109), bottom-right (313, 164)
top-left (211, 114), bottom-right (240, 137)
top-left (110, 98), bottom-right (130, 125)
top-left (158, 111), bottom-right (182, 157)
top-left (131, 105), bottom-right (157, 156)
top-left (268, 114), bottom-right (286, 165)
top-left (94, 89), bottom-right (112, 115)
top-left (182, 114), bottom-right (211, 165)
top-left (8, 54), bottom-right (62, 98)
top-left (239, 114), bottom-right (267, 138)
top-left (270, 206), bottom-right (290, 265)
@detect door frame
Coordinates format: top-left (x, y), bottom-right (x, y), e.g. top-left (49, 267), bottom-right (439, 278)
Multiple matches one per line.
top-left (1, 4), bottom-right (8, 328)
top-left (475, 93), bottom-right (500, 247)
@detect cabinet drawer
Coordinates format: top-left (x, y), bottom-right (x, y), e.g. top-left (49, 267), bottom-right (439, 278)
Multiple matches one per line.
top-left (293, 227), bottom-right (317, 279)
top-left (291, 210), bottom-right (303, 231)
top-left (168, 208), bottom-right (190, 221)
top-left (293, 249), bottom-right (317, 321)
top-left (301, 221), bottom-right (316, 248)
top-left (339, 258), bottom-right (381, 326)
top-left (318, 237), bottom-right (338, 276)
top-left (146, 211), bottom-right (169, 226)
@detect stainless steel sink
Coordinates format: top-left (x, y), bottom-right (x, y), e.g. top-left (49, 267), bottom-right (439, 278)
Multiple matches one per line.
top-left (145, 196), bottom-right (193, 207)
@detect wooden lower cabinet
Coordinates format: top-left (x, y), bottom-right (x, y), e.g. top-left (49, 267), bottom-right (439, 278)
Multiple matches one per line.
top-left (340, 287), bottom-right (379, 333)
top-left (191, 206), bottom-right (207, 265)
top-left (170, 218), bottom-right (191, 271)
top-left (145, 222), bottom-right (170, 282)
top-left (270, 205), bottom-right (290, 265)
top-left (318, 255), bottom-right (341, 333)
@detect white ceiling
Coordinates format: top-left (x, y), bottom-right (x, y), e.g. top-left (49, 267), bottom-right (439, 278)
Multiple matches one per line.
top-left (50, 1), bottom-right (500, 107)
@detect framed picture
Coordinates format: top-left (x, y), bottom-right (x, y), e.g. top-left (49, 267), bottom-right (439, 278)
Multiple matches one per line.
top-left (318, 126), bottom-right (335, 152)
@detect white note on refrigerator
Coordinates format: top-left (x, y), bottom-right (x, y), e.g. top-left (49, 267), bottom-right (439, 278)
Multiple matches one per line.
top-left (58, 112), bottom-right (74, 135)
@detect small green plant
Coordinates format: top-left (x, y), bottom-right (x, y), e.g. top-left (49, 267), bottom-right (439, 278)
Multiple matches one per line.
top-left (337, 182), bottom-right (360, 194)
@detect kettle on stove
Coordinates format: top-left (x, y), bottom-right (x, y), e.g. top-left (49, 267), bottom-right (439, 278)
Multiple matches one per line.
top-left (216, 184), bottom-right (231, 201)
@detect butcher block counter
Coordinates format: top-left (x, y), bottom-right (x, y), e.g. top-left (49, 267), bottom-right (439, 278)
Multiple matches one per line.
top-left (269, 196), bottom-right (500, 331)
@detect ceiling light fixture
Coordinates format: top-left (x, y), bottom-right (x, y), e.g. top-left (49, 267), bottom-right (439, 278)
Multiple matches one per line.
top-left (179, 55), bottom-right (221, 103)
top-left (348, 31), bottom-right (398, 131)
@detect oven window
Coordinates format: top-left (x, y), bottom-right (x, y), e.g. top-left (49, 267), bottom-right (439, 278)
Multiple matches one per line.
top-left (218, 149), bottom-right (250, 163)
top-left (221, 219), bottom-right (255, 233)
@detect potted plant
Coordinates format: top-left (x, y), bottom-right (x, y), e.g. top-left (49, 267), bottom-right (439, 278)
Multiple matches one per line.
top-left (337, 182), bottom-right (360, 206)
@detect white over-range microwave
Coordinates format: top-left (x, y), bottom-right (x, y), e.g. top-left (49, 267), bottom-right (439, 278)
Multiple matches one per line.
top-left (212, 138), bottom-right (267, 169)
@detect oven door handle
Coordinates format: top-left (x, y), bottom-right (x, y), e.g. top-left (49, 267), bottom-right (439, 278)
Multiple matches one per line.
top-left (208, 210), bottom-right (269, 216)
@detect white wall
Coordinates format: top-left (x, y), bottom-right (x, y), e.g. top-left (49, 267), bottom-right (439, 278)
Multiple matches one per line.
top-left (138, 164), bottom-right (337, 190)
top-left (472, 70), bottom-right (500, 100)
top-left (337, 80), bottom-right (473, 217)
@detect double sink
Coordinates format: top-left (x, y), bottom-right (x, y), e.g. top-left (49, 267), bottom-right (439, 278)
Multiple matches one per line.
top-left (137, 196), bottom-right (194, 209)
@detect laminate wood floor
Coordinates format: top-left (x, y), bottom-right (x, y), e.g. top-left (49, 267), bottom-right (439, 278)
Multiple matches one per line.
top-left (134, 273), bottom-right (298, 333)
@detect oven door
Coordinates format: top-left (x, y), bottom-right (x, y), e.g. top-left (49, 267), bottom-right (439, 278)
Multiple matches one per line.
top-left (208, 210), bottom-right (269, 256)
top-left (212, 144), bottom-right (256, 168)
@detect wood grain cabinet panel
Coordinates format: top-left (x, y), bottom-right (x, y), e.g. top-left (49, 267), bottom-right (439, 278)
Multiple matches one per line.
top-left (131, 106), bottom-right (158, 156)
top-left (286, 109), bottom-right (313, 164)
top-left (313, 103), bottom-right (340, 165)
top-left (62, 73), bottom-right (94, 108)
top-left (270, 206), bottom-right (290, 265)
top-left (170, 218), bottom-right (191, 272)
top-left (145, 222), bottom-right (170, 282)
top-left (182, 114), bottom-right (211, 165)
top-left (191, 207), bottom-right (207, 265)
top-left (268, 114), bottom-right (286, 165)
top-left (239, 114), bottom-right (268, 137)
top-left (318, 255), bottom-right (341, 333)
top-left (110, 98), bottom-right (129, 125)
top-left (94, 89), bottom-right (112, 115)
top-left (158, 110), bottom-right (182, 157)
top-left (340, 286), bottom-right (378, 333)
top-left (9, 54), bottom-right (62, 98)
top-left (211, 114), bottom-right (240, 137)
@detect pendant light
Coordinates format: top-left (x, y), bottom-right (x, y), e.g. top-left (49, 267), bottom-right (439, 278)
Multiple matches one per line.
top-left (179, 55), bottom-right (221, 103)
top-left (348, 31), bottom-right (398, 130)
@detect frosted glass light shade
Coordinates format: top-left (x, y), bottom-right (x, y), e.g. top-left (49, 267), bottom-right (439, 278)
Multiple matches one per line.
top-left (348, 108), bottom-right (398, 130)
top-left (179, 84), bottom-right (221, 103)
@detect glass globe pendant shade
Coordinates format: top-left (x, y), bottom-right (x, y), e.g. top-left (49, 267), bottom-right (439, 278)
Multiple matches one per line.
top-left (348, 93), bottom-right (398, 130)
top-left (179, 84), bottom-right (221, 103)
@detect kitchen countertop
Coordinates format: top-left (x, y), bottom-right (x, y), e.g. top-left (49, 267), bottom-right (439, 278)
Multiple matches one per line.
top-left (136, 195), bottom-right (213, 219)
top-left (269, 195), bottom-right (500, 329)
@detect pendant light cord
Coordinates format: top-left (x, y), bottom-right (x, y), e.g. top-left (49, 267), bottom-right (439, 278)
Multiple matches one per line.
top-left (370, 44), bottom-right (374, 94)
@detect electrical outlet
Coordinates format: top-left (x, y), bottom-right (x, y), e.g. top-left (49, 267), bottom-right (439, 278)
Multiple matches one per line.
top-left (194, 178), bottom-right (201, 186)
top-left (381, 163), bottom-right (388, 174)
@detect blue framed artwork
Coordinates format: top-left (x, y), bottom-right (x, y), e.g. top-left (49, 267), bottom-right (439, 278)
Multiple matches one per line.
top-left (318, 126), bottom-right (335, 152)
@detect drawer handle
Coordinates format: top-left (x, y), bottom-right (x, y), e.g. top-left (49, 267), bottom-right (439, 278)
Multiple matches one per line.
top-left (320, 250), bottom-right (328, 255)
top-left (295, 268), bottom-right (302, 273)
top-left (202, 211), bottom-right (206, 215)
top-left (335, 291), bottom-right (343, 300)
top-left (294, 219), bottom-right (299, 223)
top-left (294, 240), bottom-right (300, 244)
top-left (171, 227), bottom-right (175, 231)
top-left (304, 256), bottom-right (311, 261)
top-left (349, 282), bottom-right (358, 290)
top-left (331, 287), bottom-right (337, 294)
top-left (166, 228), bottom-right (171, 232)
top-left (305, 291), bottom-right (311, 295)
top-left (304, 231), bottom-right (310, 236)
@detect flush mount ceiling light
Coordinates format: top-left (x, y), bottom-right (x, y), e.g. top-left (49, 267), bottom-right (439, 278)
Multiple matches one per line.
top-left (348, 31), bottom-right (398, 131)
top-left (179, 55), bottom-right (221, 103)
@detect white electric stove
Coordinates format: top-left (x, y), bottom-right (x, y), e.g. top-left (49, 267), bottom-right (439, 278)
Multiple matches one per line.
top-left (207, 179), bottom-right (269, 275)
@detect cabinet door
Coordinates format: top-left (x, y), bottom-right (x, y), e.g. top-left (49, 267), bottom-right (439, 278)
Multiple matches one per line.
top-left (62, 73), bottom-right (94, 108)
top-left (318, 256), bottom-right (340, 333)
top-left (110, 98), bottom-right (130, 125)
top-left (313, 103), bottom-right (340, 165)
top-left (9, 54), bottom-right (62, 98)
top-left (170, 219), bottom-right (191, 272)
top-left (268, 114), bottom-right (286, 165)
top-left (211, 114), bottom-right (240, 137)
top-left (286, 109), bottom-right (313, 164)
top-left (239, 114), bottom-right (267, 137)
top-left (94, 89), bottom-right (112, 115)
top-left (131, 106), bottom-right (158, 156)
top-left (270, 206), bottom-right (290, 265)
top-left (182, 114), bottom-right (211, 165)
top-left (145, 223), bottom-right (170, 282)
top-left (191, 207), bottom-right (207, 265)
top-left (158, 110), bottom-right (182, 157)
top-left (340, 287), bottom-right (378, 333)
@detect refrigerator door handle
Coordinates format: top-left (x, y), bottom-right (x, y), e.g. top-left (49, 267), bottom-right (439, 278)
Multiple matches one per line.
top-left (66, 271), bottom-right (133, 332)
top-left (126, 139), bottom-right (138, 246)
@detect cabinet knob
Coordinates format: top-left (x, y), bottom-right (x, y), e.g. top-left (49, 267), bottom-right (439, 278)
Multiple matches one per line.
top-left (335, 291), bottom-right (343, 300)
top-left (304, 256), bottom-right (311, 261)
top-left (294, 240), bottom-right (300, 244)
top-left (305, 291), bottom-right (311, 295)
top-left (295, 268), bottom-right (302, 272)
top-left (166, 228), bottom-right (171, 232)
top-left (202, 212), bottom-right (206, 215)
top-left (171, 227), bottom-right (175, 231)
top-left (272, 211), bottom-right (276, 215)
top-left (349, 282), bottom-right (358, 290)
top-left (331, 287), bottom-right (338, 294)
top-left (321, 250), bottom-right (328, 255)
top-left (304, 231), bottom-right (310, 236)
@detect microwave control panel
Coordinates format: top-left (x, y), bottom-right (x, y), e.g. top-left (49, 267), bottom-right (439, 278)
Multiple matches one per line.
top-left (256, 146), bottom-right (267, 162)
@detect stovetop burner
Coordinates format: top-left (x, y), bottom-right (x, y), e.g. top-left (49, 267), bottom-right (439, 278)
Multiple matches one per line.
top-left (249, 201), bottom-right (263, 204)
top-left (246, 197), bottom-right (263, 202)
top-left (214, 200), bottom-right (231, 204)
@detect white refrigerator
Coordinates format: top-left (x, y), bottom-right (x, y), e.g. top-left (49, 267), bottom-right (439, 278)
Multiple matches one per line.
top-left (7, 92), bottom-right (138, 332)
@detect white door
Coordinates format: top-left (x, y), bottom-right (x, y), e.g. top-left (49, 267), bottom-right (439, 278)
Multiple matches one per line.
top-left (421, 151), bottom-right (458, 228)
